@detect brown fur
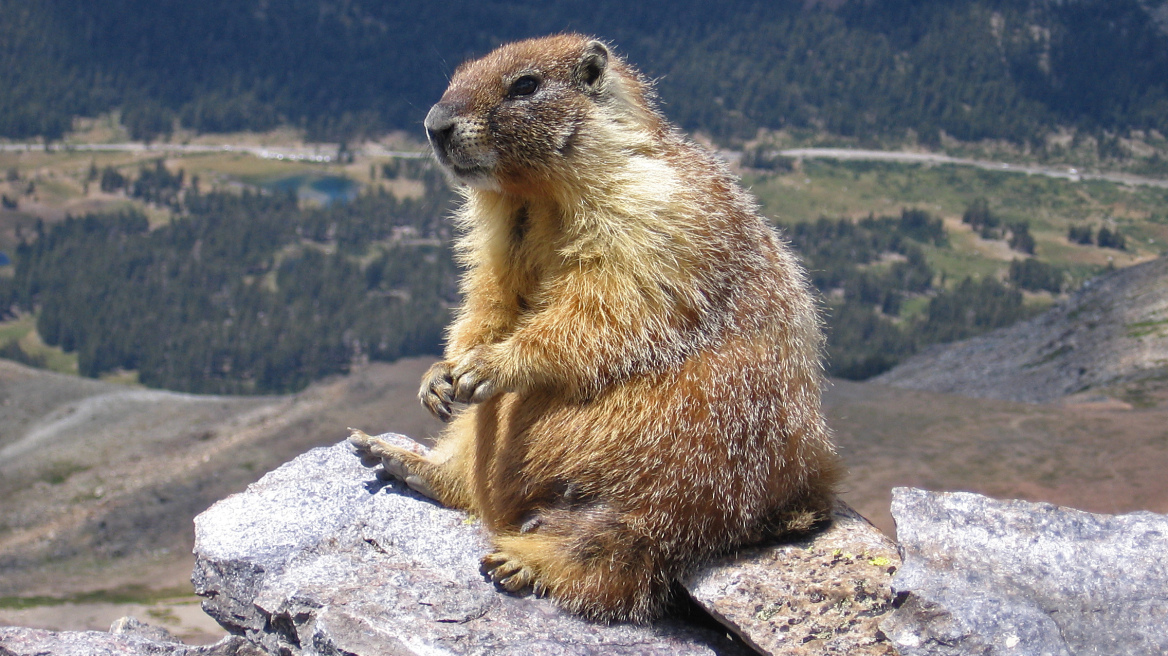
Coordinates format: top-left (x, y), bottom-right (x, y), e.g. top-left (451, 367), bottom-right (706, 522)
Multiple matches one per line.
top-left (359, 34), bottom-right (840, 623)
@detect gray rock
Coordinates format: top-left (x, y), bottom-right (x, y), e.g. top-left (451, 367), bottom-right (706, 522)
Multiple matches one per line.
top-left (193, 437), bottom-right (748, 656)
top-left (110, 615), bottom-right (182, 643)
top-left (881, 487), bottom-right (1168, 655)
top-left (686, 503), bottom-right (900, 656)
top-left (0, 623), bottom-right (261, 656)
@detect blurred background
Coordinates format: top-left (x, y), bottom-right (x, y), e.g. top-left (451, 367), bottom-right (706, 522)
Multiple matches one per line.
top-left (1, 0), bottom-right (1166, 641)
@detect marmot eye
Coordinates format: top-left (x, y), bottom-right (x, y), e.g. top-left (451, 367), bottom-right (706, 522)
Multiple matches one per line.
top-left (508, 75), bottom-right (540, 98)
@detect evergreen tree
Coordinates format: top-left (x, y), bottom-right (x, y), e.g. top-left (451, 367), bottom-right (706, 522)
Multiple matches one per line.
top-left (100, 167), bottom-right (127, 193)
top-left (1097, 226), bottom-right (1126, 250)
top-left (1009, 258), bottom-right (1064, 293)
top-left (1008, 222), bottom-right (1036, 254)
top-left (1068, 224), bottom-right (1094, 245)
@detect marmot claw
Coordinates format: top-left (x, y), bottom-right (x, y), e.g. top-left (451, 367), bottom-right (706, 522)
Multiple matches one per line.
top-left (482, 552), bottom-right (538, 594)
top-left (418, 361), bottom-right (456, 422)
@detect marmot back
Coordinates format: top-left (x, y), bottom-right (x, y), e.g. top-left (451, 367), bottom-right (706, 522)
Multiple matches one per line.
top-left (352, 33), bottom-right (840, 623)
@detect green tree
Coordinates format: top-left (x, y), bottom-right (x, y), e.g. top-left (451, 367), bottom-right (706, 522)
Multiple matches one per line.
top-left (1097, 226), bottom-right (1126, 250)
top-left (99, 167), bottom-right (126, 193)
top-left (1008, 258), bottom-right (1064, 293)
top-left (1008, 222), bottom-right (1036, 254)
top-left (1068, 224), bottom-right (1094, 245)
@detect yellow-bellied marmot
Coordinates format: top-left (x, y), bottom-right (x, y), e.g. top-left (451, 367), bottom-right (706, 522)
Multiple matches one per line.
top-left (352, 33), bottom-right (840, 623)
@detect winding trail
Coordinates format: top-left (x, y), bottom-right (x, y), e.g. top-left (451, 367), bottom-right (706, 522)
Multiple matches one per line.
top-left (0, 141), bottom-right (429, 162)
top-left (778, 147), bottom-right (1168, 189)
top-left (5, 141), bottom-right (1167, 188)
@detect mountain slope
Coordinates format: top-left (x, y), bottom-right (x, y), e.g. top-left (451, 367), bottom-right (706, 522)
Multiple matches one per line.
top-left (0, 356), bottom-right (444, 597)
top-left (4, 352), bottom-right (1168, 634)
top-left (874, 255), bottom-right (1168, 404)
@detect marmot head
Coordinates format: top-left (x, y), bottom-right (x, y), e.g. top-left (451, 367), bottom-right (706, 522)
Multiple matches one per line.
top-left (424, 34), bottom-right (663, 194)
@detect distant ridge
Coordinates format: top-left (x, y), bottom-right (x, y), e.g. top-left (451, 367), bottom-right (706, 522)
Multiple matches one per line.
top-left (874, 256), bottom-right (1168, 404)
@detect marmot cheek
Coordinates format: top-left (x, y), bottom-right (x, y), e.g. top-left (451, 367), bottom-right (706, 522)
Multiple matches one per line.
top-left (555, 125), bottom-right (580, 157)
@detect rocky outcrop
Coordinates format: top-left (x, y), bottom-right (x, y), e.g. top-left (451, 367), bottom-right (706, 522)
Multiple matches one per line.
top-left (11, 442), bottom-right (1168, 656)
top-left (192, 437), bottom-right (743, 655)
top-left (191, 436), bottom-right (898, 656)
top-left (882, 487), bottom-right (1168, 655)
top-left (874, 255), bottom-right (1168, 403)
top-left (0, 617), bottom-right (262, 656)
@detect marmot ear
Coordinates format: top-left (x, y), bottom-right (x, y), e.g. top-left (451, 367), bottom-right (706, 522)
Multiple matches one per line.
top-left (575, 40), bottom-right (609, 91)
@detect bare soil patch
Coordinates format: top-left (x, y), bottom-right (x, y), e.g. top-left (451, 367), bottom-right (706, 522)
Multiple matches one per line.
top-left (827, 379), bottom-right (1168, 537)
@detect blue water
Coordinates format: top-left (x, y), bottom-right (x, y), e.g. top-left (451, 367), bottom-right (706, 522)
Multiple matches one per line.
top-left (0, 252), bottom-right (10, 266)
top-left (265, 174), bottom-right (359, 205)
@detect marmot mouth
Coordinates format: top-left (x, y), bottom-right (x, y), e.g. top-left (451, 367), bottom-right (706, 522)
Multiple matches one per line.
top-left (431, 148), bottom-right (491, 181)
top-left (437, 157), bottom-right (494, 185)
top-left (449, 163), bottom-right (489, 178)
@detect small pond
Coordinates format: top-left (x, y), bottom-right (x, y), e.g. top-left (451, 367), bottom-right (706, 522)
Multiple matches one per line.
top-left (264, 173), bottom-right (359, 205)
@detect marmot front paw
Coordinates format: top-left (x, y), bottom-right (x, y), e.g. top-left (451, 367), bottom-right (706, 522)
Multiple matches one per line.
top-left (450, 348), bottom-right (499, 404)
top-left (418, 361), bottom-right (456, 422)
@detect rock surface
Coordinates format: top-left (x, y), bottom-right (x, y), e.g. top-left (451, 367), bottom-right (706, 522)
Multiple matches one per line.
top-left (874, 255), bottom-right (1168, 404)
top-left (192, 436), bottom-right (905, 656)
top-left (0, 617), bottom-right (262, 656)
top-left (192, 437), bottom-right (749, 656)
top-left (686, 503), bottom-right (900, 655)
top-left (882, 487), bottom-right (1168, 655)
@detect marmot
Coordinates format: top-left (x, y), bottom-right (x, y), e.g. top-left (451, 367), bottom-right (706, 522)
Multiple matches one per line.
top-left (352, 34), bottom-right (840, 623)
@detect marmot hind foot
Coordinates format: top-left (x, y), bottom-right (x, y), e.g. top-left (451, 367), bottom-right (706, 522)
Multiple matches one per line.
top-left (347, 429), bottom-right (439, 501)
top-left (481, 551), bottom-right (547, 596)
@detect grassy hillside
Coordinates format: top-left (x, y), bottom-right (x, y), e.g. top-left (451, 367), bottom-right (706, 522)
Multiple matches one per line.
top-left (3, 141), bottom-right (1165, 389)
top-left (744, 157), bottom-right (1168, 377)
top-left (748, 158), bottom-right (1168, 272)
top-left (1, 155), bottom-right (458, 394)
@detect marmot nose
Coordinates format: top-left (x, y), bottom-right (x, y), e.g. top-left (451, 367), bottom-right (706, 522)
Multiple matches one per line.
top-left (424, 104), bottom-right (456, 153)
